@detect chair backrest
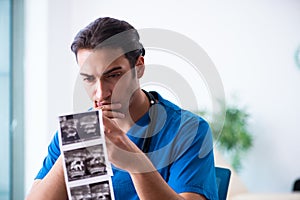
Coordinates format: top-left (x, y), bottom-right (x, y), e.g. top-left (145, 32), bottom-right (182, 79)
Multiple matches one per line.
top-left (293, 179), bottom-right (300, 191)
top-left (215, 167), bottom-right (231, 200)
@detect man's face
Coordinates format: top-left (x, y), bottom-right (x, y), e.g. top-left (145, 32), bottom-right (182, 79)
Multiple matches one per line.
top-left (77, 48), bottom-right (142, 112)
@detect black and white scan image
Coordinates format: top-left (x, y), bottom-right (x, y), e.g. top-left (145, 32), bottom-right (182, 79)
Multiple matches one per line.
top-left (59, 110), bottom-right (114, 200)
top-left (59, 111), bottom-right (101, 145)
top-left (70, 185), bottom-right (92, 200)
top-left (70, 181), bottom-right (113, 200)
top-left (85, 145), bottom-right (107, 176)
top-left (64, 144), bottom-right (107, 182)
top-left (90, 181), bottom-right (112, 200)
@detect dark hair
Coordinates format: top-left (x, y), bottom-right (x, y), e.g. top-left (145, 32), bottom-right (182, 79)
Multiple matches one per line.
top-left (71, 17), bottom-right (145, 68)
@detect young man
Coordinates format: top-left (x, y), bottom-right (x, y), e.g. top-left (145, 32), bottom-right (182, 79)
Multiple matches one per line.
top-left (26, 17), bottom-right (219, 200)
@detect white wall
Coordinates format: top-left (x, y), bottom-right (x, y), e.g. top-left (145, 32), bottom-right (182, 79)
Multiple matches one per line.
top-left (25, 0), bottom-right (300, 194)
top-left (24, 0), bottom-right (49, 194)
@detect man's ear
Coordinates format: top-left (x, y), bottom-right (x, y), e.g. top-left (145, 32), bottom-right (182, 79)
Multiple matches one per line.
top-left (135, 56), bottom-right (145, 78)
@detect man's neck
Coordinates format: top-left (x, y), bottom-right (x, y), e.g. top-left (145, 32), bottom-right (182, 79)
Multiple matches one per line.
top-left (115, 89), bottom-right (150, 133)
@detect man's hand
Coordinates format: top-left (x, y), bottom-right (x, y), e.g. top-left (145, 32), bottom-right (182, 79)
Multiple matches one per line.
top-left (102, 115), bottom-right (155, 173)
top-left (95, 102), bottom-right (154, 173)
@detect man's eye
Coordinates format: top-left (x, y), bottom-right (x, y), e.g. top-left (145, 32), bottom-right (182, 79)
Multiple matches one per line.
top-left (83, 77), bottom-right (95, 82)
top-left (107, 73), bottom-right (121, 78)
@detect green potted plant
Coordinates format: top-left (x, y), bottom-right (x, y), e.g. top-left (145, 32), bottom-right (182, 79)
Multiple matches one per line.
top-left (198, 104), bottom-right (253, 172)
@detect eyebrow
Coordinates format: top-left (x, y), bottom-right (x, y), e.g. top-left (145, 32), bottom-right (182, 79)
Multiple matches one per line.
top-left (79, 72), bottom-right (94, 77)
top-left (79, 66), bottom-right (123, 78)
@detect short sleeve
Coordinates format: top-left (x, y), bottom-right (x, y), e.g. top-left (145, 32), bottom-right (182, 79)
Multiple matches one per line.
top-left (35, 131), bottom-right (61, 179)
top-left (167, 119), bottom-right (219, 200)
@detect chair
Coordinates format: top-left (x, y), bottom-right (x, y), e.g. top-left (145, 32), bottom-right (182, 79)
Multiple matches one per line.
top-left (215, 167), bottom-right (231, 200)
top-left (293, 179), bottom-right (300, 191)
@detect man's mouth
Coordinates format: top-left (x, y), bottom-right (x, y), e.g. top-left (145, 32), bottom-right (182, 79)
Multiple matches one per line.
top-left (94, 101), bottom-right (111, 108)
top-left (94, 101), bottom-right (99, 108)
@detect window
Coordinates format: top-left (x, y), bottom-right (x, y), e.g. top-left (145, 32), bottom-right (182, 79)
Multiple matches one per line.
top-left (0, 0), bottom-right (12, 199)
top-left (0, 0), bottom-right (25, 199)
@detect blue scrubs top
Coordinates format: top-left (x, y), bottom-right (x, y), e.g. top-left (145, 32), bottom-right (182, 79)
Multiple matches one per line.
top-left (35, 92), bottom-right (219, 200)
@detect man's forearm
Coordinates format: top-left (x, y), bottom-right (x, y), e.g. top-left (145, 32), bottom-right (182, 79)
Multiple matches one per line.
top-left (26, 156), bottom-right (67, 200)
top-left (130, 158), bottom-right (206, 200)
top-left (131, 170), bottom-right (185, 200)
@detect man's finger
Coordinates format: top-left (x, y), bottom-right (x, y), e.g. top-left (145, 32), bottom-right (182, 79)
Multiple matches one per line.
top-left (96, 103), bottom-right (122, 111)
top-left (102, 110), bottom-right (125, 119)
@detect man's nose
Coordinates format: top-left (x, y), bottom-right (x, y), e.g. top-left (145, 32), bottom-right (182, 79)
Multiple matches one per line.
top-left (94, 80), bottom-right (110, 101)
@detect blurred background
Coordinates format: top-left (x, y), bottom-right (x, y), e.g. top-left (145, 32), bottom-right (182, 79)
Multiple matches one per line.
top-left (1, 0), bottom-right (300, 199)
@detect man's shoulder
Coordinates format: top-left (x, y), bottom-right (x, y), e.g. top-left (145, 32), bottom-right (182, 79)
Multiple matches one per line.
top-left (152, 91), bottom-right (208, 126)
